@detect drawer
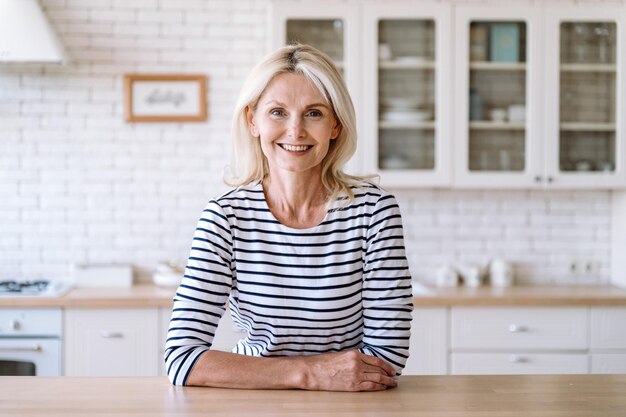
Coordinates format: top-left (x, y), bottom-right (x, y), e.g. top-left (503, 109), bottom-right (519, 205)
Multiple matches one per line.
top-left (591, 353), bottom-right (626, 374)
top-left (590, 308), bottom-right (626, 349)
top-left (0, 308), bottom-right (62, 337)
top-left (65, 309), bottom-right (158, 377)
top-left (451, 307), bottom-right (588, 350)
top-left (451, 353), bottom-right (588, 375)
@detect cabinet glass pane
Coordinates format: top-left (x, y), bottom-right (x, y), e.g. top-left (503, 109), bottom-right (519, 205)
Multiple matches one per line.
top-left (286, 19), bottom-right (344, 68)
top-left (378, 19), bottom-right (436, 170)
top-left (468, 21), bottom-right (527, 172)
top-left (559, 22), bottom-right (617, 173)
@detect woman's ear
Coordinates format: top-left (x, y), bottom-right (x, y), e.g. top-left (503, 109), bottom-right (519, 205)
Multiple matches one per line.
top-left (246, 106), bottom-right (259, 138)
top-left (331, 120), bottom-right (342, 140)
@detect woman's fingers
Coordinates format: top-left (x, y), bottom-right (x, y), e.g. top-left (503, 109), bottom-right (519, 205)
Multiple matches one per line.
top-left (360, 353), bottom-right (397, 377)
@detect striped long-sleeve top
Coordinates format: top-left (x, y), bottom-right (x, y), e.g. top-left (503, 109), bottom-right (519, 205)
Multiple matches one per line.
top-left (165, 181), bottom-right (413, 386)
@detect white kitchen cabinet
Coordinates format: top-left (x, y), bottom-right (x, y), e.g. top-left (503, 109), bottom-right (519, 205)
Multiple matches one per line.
top-left (452, 352), bottom-right (588, 375)
top-left (361, 1), bottom-right (452, 187)
top-left (270, 0), bottom-right (626, 189)
top-left (64, 309), bottom-right (158, 377)
top-left (590, 307), bottom-right (626, 373)
top-left (544, 6), bottom-right (626, 188)
top-left (453, 4), bottom-right (544, 188)
top-left (450, 307), bottom-right (589, 375)
top-left (591, 354), bottom-right (626, 374)
top-left (454, 3), bottom-right (626, 189)
top-left (403, 307), bottom-right (447, 375)
top-left (451, 307), bottom-right (588, 350)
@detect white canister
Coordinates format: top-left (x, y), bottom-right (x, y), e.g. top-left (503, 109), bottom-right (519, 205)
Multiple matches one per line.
top-left (436, 265), bottom-right (459, 287)
top-left (490, 259), bottom-right (514, 287)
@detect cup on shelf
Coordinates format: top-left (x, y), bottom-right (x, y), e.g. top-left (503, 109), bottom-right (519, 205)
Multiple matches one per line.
top-left (489, 108), bottom-right (507, 122)
top-left (507, 104), bottom-right (526, 122)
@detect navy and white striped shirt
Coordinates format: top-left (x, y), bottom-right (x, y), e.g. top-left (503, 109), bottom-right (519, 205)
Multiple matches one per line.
top-left (165, 182), bottom-right (413, 386)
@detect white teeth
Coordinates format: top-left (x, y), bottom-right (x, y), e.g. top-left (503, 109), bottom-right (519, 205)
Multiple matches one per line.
top-left (281, 144), bottom-right (310, 152)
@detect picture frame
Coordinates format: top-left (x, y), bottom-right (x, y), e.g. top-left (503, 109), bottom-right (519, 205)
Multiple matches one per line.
top-left (123, 74), bottom-right (207, 122)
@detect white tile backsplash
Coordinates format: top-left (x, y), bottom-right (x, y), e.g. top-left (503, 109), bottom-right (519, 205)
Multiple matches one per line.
top-left (0, 0), bottom-right (616, 285)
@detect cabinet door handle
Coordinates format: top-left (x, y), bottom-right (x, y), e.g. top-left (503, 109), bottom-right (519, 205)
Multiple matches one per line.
top-left (547, 176), bottom-right (554, 183)
top-left (508, 324), bottom-right (528, 333)
top-left (100, 331), bottom-right (124, 339)
top-left (0, 344), bottom-right (42, 352)
top-left (509, 355), bottom-right (529, 363)
top-left (534, 175), bottom-right (542, 183)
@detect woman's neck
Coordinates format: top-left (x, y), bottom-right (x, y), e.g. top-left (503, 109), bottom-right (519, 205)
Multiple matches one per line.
top-left (263, 172), bottom-right (328, 229)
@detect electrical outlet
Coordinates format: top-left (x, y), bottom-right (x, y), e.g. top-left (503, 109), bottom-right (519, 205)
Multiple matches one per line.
top-left (568, 258), bottom-right (600, 280)
top-left (568, 259), bottom-right (598, 279)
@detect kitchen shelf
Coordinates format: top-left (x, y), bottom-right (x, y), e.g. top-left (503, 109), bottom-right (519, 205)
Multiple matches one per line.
top-left (469, 121), bottom-right (526, 130)
top-left (379, 59), bottom-right (436, 70)
top-left (560, 63), bottom-right (616, 73)
top-left (470, 61), bottom-right (526, 71)
top-left (560, 122), bottom-right (616, 132)
top-left (379, 120), bottom-right (436, 129)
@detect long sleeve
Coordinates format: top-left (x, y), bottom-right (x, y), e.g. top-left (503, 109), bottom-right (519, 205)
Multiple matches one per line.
top-left (359, 193), bottom-right (413, 375)
top-left (165, 200), bottom-right (234, 385)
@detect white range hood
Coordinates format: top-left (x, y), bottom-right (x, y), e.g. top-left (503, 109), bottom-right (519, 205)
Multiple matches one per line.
top-left (0, 0), bottom-right (68, 63)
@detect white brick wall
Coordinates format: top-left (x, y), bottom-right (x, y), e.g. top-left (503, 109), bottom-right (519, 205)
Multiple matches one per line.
top-left (0, 0), bottom-right (613, 285)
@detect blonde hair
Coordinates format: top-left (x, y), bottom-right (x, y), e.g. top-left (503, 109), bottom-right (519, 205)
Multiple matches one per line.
top-left (226, 43), bottom-right (365, 201)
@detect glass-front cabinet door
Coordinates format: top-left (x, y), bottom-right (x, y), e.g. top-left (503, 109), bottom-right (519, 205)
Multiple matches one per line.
top-left (269, 0), bottom-right (363, 174)
top-left (454, 6), bottom-right (543, 188)
top-left (545, 7), bottom-right (626, 188)
top-left (362, 2), bottom-right (451, 187)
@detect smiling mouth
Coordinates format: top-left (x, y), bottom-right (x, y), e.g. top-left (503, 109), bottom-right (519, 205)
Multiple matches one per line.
top-left (279, 144), bottom-right (313, 152)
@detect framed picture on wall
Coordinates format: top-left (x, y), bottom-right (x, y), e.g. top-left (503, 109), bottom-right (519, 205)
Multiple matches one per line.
top-left (123, 74), bottom-right (208, 122)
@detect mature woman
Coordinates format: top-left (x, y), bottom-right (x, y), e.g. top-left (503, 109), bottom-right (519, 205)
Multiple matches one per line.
top-left (165, 44), bottom-right (413, 391)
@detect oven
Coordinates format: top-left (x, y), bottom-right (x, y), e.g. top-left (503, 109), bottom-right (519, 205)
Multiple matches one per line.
top-left (0, 308), bottom-right (63, 376)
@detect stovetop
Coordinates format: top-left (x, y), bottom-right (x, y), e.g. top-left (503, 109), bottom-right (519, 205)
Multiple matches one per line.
top-left (0, 280), bottom-right (73, 297)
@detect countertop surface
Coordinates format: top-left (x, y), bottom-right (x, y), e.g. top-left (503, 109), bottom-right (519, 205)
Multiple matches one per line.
top-left (1, 283), bottom-right (626, 308)
top-left (2, 375), bottom-right (625, 417)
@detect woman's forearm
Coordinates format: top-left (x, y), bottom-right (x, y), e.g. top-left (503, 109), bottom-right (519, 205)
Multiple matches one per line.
top-left (185, 349), bottom-right (397, 391)
top-left (185, 350), bottom-right (308, 389)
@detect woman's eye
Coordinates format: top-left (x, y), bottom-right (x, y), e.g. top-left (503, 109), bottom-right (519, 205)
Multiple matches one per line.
top-left (270, 109), bottom-right (285, 117)
top-left (307, 110), bottom-right (323, 118)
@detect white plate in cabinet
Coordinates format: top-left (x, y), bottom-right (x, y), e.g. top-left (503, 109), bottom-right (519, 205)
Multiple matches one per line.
top-left (451, 353), bottom-right (588, 375)
top-left (450, 307), bottom-right (588, 350)
top-left (590, 308), bottom-right (626, 349)
top-left (65, 308), bottom-right (158, 377)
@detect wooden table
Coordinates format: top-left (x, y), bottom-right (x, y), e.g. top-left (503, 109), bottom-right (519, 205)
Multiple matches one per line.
top-left (2, 375), bottom-right (625, 416)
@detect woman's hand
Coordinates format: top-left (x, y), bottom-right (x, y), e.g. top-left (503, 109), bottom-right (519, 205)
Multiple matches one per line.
top-left (300, 350), bottom-right (397, 392)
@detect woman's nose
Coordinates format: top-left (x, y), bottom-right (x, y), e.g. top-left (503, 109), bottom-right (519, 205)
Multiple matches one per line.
top-left (287, 117), bottom-right (305, 139)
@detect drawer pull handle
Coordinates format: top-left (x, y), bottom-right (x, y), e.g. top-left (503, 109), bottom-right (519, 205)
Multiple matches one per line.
top-left (0, 344), bottom-right (42, 352)
top-left (100, 331), bottom-right (124, 339)
top-left (508, 324), bottom-right (528, 333)
top-left (509, 355), bottom-right (528, 363)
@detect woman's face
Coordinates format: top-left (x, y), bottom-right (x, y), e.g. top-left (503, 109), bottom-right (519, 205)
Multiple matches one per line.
top-left (246, 72), bottom-right (341, 179)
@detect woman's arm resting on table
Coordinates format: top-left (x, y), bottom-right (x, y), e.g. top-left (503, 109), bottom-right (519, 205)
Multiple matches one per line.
top-left (185, 349), bottom-right (397, 391)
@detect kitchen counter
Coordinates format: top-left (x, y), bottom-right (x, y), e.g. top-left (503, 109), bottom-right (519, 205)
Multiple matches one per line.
top-left (1, 283), bottom-right (626, 308)
top-left (2, 375), bottom-right (625, 416)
